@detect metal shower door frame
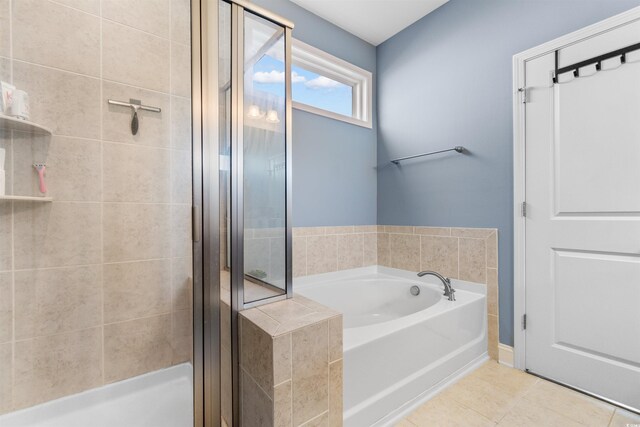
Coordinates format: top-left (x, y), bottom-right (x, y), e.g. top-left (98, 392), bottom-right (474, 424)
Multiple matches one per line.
top-left (192, 0), bottom-right (294, 425)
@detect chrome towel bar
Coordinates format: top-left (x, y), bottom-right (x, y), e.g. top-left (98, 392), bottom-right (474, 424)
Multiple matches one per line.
top-left (107, 99), bottom-right (162, 113)
top-left (391, 146), bottom-right (465, 165)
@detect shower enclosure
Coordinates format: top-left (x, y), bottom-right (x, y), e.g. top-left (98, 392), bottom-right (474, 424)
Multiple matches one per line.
top-left (196, 0), bottom-right (293, 425)
top-left (0, 0), bottom-right (195, 425)
top-left (0, 0), bottom-right (292, 426)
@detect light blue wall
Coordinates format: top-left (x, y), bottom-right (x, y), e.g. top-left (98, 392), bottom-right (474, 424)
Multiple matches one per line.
top-left (252, 0), bottom-right (378, 226)
top-left (376, 0), bottom-right (640, 346)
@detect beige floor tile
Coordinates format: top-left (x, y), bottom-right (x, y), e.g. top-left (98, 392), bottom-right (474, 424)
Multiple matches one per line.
top-left (498, 398), bottom-right (584, 427)
top-left (471, 361), bottom-right (538, 396)
top-left (407, 395), bottom-right (495, 427)
top-left (438, 374), bottom-right (517, 422)
top-left (404, 363), bottom-right (634, 427)
top-left (394, 419), bottom-right (417, 427)
top-left (609, 408), bottom-right (640, 426)
top-left (522, 379), bottom-right (615, 426)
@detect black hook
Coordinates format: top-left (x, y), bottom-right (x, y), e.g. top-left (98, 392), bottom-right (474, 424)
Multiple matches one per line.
top-left (129, 99), bottom-right (141, 136)
top-left (131, 110), bottom-right (139, 135)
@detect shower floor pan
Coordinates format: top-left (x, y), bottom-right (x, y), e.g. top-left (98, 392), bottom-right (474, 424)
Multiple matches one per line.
top-left (0, 363), bottom-right (193, 427)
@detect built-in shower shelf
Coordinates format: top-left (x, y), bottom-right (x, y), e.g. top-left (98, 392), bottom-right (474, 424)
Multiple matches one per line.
top-left (0, 114), bottom-right (52, 136)
top-left (0, 195), bottom-right (53, 202)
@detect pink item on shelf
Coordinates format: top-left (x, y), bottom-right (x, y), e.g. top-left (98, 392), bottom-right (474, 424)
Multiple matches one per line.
top-left (33, 164), bottom-right (47, 194)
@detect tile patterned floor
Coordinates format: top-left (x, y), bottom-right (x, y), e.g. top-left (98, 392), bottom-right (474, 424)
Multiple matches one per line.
top-left (396, 361), bottom-right (640, 427)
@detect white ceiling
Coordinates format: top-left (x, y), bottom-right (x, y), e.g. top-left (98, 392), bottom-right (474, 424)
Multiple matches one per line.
top-left (290, 0), bottom-right (449, 46)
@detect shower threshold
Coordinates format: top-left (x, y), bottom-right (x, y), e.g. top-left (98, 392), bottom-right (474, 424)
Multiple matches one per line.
top-left (0, 363), bottom-right (193, 427)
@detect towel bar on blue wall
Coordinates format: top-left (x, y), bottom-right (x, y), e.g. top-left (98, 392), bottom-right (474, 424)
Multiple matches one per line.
top-left (390, 146), bottom-right (465, 165)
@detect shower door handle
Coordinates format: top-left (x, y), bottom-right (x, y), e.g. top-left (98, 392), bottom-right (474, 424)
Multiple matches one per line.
top-left (192, 206), bottom-right (201, 242)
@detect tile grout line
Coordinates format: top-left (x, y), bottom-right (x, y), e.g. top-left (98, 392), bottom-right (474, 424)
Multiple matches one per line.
top-left (442, 372), bottom-right (512, 425)
top-left (102, 14), bottom-right (183, 45)
top-left (299, 410), bottom-right (329, 427)
top-left (8, 0), bottom-right (15, 412)
top-left (168, 0), bottom-right (175, 367)
top-left (361, 232), bottom-right (365, 268)
top-left (607, 409), bottom-right (616, 427)
top-left (290, 330), bottom-right (293, 425)
top-left (12, 58), bottom-right (102, 81)
top-left (456, 236), bottom-right (460, 279)
top-left (99, 0), bottom-right (106, 385)
top-left (238, 365), bottom-right (274, 406)
top-left (327, 319), bottom-right (330, 421)
top-left (273, 377), bottom-right (292, 389)
top-left (47, 0), bottom-right (99, 18)
top-left (3, 257), bottom-right (184, 274)
top-left (418, 234), bottom-right (421, 271)
top-left (10, 58), bottom-right (184, 99)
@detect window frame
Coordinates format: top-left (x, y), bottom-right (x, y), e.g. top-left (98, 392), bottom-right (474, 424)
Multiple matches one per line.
top-left (291, 39), bottom-right (373, 129)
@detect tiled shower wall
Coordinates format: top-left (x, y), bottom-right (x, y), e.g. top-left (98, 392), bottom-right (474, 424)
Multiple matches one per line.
top-left (293, 225), bottom-right (499, 359)
top-left (0, 0), bottom-right (192, 413)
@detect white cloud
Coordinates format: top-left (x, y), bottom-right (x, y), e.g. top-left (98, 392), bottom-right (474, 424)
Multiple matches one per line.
top-left (253, 70), bottom-right (305, 84)
top-left (305, 76), bottom-right (342, 90)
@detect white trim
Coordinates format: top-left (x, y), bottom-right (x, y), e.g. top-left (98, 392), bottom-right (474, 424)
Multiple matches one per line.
top-left (293, 101), bottom-right (371, 128)
top-left (498, 344), bottom-right (514, 368)
top-left (512, 5), bottom-right (640, 372)
top-left (512, 49), bottom-right (527, 371)
top-left (292, 39), bottom-right (373, 129)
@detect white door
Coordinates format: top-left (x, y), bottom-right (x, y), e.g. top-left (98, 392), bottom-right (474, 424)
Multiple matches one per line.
top-left (524, 19), bottom-right (640, 411)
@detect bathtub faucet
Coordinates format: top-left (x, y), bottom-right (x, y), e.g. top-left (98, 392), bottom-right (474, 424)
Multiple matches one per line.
top-left (417, 271), bottom-right (456, 301)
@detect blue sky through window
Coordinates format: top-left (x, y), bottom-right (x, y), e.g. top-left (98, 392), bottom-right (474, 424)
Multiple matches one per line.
top-left (251, 55), bottom-right (353, 117)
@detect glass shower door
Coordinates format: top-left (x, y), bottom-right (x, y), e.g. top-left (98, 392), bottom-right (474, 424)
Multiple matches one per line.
top-left (242, 11), bottom-right (289, 304)
top-left (210, 1), bottom-right (293, 425)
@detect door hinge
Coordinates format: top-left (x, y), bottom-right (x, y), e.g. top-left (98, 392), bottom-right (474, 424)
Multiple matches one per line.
top-left (518, 87), bottom-right (529, 103)
top-left (522, 314), bottom-right (527, 330)
top-left (521, 201), bottom-right (527, 217)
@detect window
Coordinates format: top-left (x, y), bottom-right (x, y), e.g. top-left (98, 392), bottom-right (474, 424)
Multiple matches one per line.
top-left (292, 40), bottom-right (372, 128)
top-left (249, 38), bottom-right (373, 128)
top-left (291, 65), bottom-right (354, 118)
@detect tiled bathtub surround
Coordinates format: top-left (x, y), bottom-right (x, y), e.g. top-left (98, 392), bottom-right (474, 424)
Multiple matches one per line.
top-left (240, 297), bottom-right (343, 427)
top-left (292, 226), bottom-right (378, 277)
top-left (0, 0), bottom-right (192, 414)
top-left (293, 225), bottom-right (499, 359)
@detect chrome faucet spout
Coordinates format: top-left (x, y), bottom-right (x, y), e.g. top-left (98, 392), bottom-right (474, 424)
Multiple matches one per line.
top-left (417, 270), bottom-right (456, 301)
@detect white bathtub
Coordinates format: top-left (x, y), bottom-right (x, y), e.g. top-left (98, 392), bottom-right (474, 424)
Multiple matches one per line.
top-left (296, 266), bottom-right (488, 426)
top-left (0, 363), bottom-right (193, 427)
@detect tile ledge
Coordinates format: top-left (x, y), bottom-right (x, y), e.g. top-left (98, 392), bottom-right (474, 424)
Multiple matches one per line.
top-left (241, 297), bottom-right (341, 338)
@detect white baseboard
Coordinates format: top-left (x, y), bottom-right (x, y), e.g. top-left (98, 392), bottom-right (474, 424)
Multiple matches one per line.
top-left (498, 344), bottom-right (514, 368)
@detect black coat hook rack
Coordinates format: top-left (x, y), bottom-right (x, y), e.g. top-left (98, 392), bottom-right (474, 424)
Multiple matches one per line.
top-left (552, 41), bottom-right (640, 83)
